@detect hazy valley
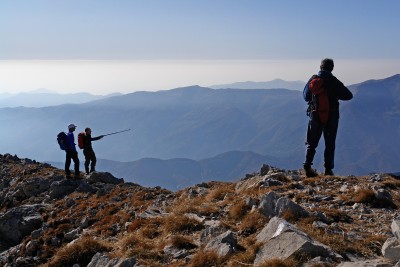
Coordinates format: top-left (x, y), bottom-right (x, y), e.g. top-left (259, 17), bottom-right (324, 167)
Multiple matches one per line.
top-left (0, 76), bottom-right (399, 190)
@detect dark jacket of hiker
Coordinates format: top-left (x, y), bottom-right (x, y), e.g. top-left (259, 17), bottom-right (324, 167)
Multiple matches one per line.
top-left (83, 134), bottom-right (102, 151)
top-left (303, 70), bottom-right (353, 118)
top-left (83, 131), bottom-right (103, 174)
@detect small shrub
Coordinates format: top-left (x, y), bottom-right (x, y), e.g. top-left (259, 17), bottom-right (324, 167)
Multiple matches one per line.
top-left (353, 188), bottom-right (397, 208)
top-left (118, 232), bottom-right (162, 261)
top-left (164, 214), bottom-right (203, 233)
top-left (238, 211), bottom-right (269, 235)
top-left (205, 184), bottom-right (235, 202)
top-left (257, 258), bottom-right (298, 267)
top-left (229, 200), bottom-right (250, 220)
top-left (353, 188), bottom-right (375, 204)
top-left (169, 235), bottom-right (197, 249)
top-left (189, 250), bottom-right (225, 267)
top-left (229, 237), bottom-right (262, 265)
top-left (45, 236), bottom-right (111, 267)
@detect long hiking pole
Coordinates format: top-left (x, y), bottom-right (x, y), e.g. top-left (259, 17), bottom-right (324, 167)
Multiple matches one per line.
top-left (102, 129), bottom-right (131, 137)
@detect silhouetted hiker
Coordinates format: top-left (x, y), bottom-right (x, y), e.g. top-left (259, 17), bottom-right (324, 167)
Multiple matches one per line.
top-left (65, 124), bottom-right (80, 178)
top-left (82, 127), bottom-right (104, 174)
top-left (303, 58), bottom-right (353, 177)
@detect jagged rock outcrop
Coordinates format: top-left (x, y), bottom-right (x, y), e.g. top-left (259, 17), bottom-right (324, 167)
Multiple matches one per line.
top-left (1, 155), bottom-right (400, 266)
top-left (337, 259), bottom-right (392, 267)
top-left (254, 217), bottom-right (340, 265)
top-left (0, 204), bottom-right (45, 246)
top-left (381, 219), bottom-right (400, 263)
top-left (258, 191), bottom-right (309, 218)
top-left (205, 230), bottom-right (237, 257)
top-left (87, 252), bottom-right (140, 267)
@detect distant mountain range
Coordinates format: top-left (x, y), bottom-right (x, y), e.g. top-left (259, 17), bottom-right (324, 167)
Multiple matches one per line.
top-left (0, 91), bottom-right (122, 107)
top-left (48, 150), bottom-right (283, 190)
top-left (1, 75), bottom-right (399, 189)
top-left (209, 79), bottom-right (305, 90)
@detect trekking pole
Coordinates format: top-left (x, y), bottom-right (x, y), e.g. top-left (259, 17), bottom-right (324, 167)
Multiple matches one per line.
top-left (102, 129), bottom-right (131, 137)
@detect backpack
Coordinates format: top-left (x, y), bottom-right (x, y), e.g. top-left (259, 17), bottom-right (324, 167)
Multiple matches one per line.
top-left (78, 132), bottom-right (85, 149)
top-left (307, 75), bottom-right (330, 125)
top-left (57, 132), bottom-right (68, 150)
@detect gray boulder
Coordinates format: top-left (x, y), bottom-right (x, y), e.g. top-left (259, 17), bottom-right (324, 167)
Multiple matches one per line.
top-left (337, 259), bottom-right (392, 267)
top-left (254, 217), bottom-right (337, 265)
top-left (258, 191), bottom-right (279, 218)
top-left (258, 192), bottom-right (309, 218)
top-left (392, 219), bottom-right (400, 241)
top-left (22, 178), bottom-right (51, 197)
top-left (49, 179), bottom-right (80, 199)
top-left (275, 197), bottom-right (309, 217)
top-left (86, 172), bottom-right (124, 185)
top-left (87, 252), bottom-right (139, 267)
top-left (382, 237), bottom-right (400, 262)
top-left (200, 220), bottom-right (228, 244)
top-left (0, 205), bottom-right (44, 246)
top-left (205, 230), bottom-right (237, 257)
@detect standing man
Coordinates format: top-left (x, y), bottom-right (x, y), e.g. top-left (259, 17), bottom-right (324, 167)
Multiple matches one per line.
top-left (83, 127), bottom-right (104, 174)
top-left (65, 123), bottom-right (80, 178)
top-left (303, 58), bottom-right (353, 177)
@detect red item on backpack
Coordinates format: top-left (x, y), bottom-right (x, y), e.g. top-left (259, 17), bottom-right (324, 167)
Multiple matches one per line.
top-left (77, 132), bottom-right (85, 149)
top-left (309, 77), bottom-right (329, 125)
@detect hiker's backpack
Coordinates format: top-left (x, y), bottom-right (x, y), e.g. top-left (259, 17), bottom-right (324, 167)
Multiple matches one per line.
top-left (307, 75), bottom-right (330, 124)
top-left (78, 132), bottom-right (85, 149)
top-left (57, 132), bottom-right (68, 150)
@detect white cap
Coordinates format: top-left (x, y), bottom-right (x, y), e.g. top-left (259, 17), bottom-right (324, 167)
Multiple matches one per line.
top-left (68, 124), bottom-right (77, 130)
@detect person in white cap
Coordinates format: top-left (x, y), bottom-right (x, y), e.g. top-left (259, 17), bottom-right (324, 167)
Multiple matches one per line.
top-left (65, 123), bottom-right (80, 178)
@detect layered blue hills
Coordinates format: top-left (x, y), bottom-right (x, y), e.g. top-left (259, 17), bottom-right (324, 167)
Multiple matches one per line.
top-left (1, 74), bottom-right (399, 189)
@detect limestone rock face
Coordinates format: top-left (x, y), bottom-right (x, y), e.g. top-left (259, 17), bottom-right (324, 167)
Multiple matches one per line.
top-left (87, 252), bottom-right (139, 267)
top-left (0, 204), bottom-right (44, 246)
top-left (258, 191), bottom-right (309, 218)
top-left (382, 237), bottom-right (400, 262)
top-left (337, 259), bottom-right (392, 267)
top-left (86, 172), bottom-right (124, 185)
top-left (392, 220), bottom-right (400, 241)
top-left (205, 230), bottom-right (237, 257)
top-left (254, 217), bottom-right (337, 265)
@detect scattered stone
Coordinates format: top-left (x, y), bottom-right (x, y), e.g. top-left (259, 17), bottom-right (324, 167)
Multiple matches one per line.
top-left (205, 230), bottom-right (237, 257)
top-left (392, 219), bottom-right (400, 241)
top-left (254, 217), bottom-right (339, 265)
top-left (86, 172), bottom-right (124, 185)
top-left (87, 252), bottom-right (139, 267)
top-left (337, 259), bottom-right (392, 267)
top-left (0, 205), bottom-right (44, 246)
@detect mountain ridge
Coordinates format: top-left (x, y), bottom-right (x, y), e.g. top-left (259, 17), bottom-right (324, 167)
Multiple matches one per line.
top-left (0, 74), bottom-right (399, 190)
top-left (0, 153), bottom-right (399, 266)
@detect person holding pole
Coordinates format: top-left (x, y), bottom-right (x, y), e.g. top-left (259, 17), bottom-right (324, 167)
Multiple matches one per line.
top-left (82, 127), bottom-right (104, 174)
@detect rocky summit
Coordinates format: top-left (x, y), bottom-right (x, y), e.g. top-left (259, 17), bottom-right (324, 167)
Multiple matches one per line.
top-left (0, 154), bottom-right (400, 267)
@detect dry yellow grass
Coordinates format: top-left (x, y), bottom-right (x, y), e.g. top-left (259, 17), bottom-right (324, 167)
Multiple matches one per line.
top-left (189, 250), bottom-right (226, 267)
top-left (229, 200), bottom-right (250, 220)
top-left (164, 214), bottom-right (203, 233)
top-left (42, 236), bottom-right (111, 267)
top-left (169, 235), bottom-right (197, 249)
top-left (228, 237), bottom-right (263, 266)
top-left (256, 258), bottom-right (298, 267)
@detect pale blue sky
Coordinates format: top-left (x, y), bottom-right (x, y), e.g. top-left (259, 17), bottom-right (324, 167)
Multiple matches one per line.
top-left (0, 0), bottom-right (399, 93)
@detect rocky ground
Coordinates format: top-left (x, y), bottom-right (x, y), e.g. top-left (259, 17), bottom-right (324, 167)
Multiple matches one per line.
top-left (0, 153), bottom-right (400, 267)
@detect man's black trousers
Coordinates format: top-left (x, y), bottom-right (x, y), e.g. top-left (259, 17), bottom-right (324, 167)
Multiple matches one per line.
top-left (304, 112), bottom-right (339, 170)
top-left (83, 149), bottom-right (97, 174)
top-left (65, 150), bottom-right (80, 176)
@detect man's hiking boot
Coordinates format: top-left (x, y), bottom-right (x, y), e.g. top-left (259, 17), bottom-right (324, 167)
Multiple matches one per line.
top-left (324, 169), bottom-right (334, 176)
top-left (304, 166), bottom-right (318, 177)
